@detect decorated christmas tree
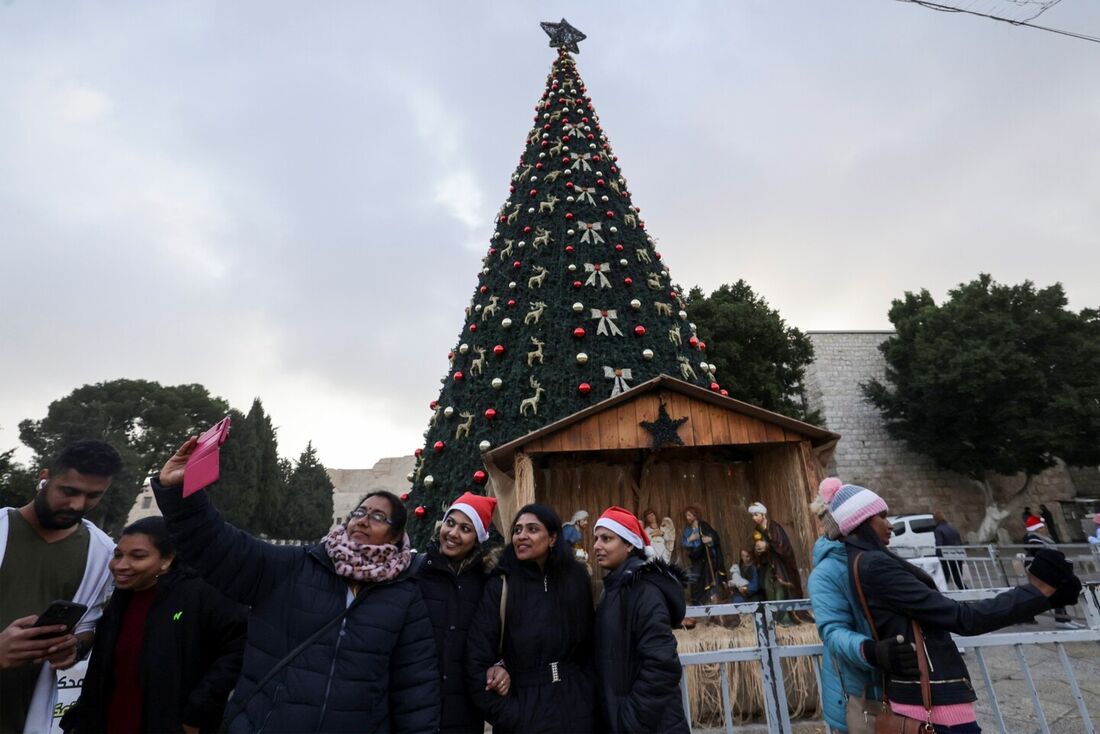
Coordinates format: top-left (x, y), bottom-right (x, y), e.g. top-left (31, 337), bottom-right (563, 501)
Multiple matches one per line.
top-left (405, 21), bottom-right (719, 547)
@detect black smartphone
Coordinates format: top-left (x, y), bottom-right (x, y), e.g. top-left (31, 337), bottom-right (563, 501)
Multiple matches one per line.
top-left (32, 600), bottom-right (88, 634)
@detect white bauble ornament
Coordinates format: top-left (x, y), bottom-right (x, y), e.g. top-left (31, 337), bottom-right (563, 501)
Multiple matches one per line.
top-left (678, 310), bottom-right (688, 320)
top-left (689, 322), bottom-right (697, 333)
top-left (576, 352), bottom-right (588, 365)
top-left (602, 195), bottom-right (609, 202)
top-left (501, 318), bottom-right (513, 329)
top-left (567, 229), bottom-right (575, 236)
top-left (475, 304), bottom-right (483, 312)
top-left (609, 226), bottom-right (618, 234)
top-left (563, 169), bottom-right (572, 176)
top-left (699, 361), bottom-right (708, 371)
top-left (424, 475), bottom-right (435, 488)
top-left (620, 258), bottom-right (629, 266)
top-left (479, 440), bottom-right (491, 453)
top-left (444, 406), bottom-right (455, 418)
top-left (595, 170), bottom-right (603, 176)
top-left (568, 263), bottom-right (577, 272)
top-left (589, 142), bottom-right (597, 149)
top-left (509, 281), bottom-right (517, 289)
top-left (563, 145), bottom-right (570, 152)
top-left (538, 152), bottom-right (546, 158)
top-left (517, 240), bottom-right (526, 248)
top-left (642, 349), bottom-right (654, 360)
top-left (566, 196), bottom-right (575, 203)
top-left (481, 268), bottom-right (490, 275)
top-left (527, 207), bottom-right (535, 214)
top-left (541, 133), bottom-right (549, 139)
top-left (406, 472), bottom-right (414, 482)
top-left (572, 302), bottom-right (584, 313)
top-left (629, 299), bottom-right (641, 310)
top-left (491, 377), bottom-right (503, 389)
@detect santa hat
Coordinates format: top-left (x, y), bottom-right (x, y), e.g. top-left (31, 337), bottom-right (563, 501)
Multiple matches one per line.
top-left (1025, 515), bottom-right (1045, 533)
top-left (594, 506), bottom-right (654, 559)
top-left (446, 492), bottom-right (497, 544)
top-left (747, 502), bottom-right (768, 515)
top-left (1094, 514), bottom-right (1100, 525)
top-left (828, 484), bottom-right (889, 536)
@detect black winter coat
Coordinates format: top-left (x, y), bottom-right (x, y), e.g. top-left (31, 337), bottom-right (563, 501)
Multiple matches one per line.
top-left (61, 567), bottom-right (246, 734)
top-left (847, 535), bottom-right (1051, 706)
top-left (152, 478), bottom-right (440, 734)
top-left (413, 548), bottom-right (488, 734)
top-left (595, 556), bottom-right (689, 734)
top-left (465, 558), bottom-right (596, 734)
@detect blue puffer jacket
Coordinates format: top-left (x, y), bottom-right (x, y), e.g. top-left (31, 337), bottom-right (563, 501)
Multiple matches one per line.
top-left (152, 478), bottom-right (440, 733)
top-left (808, 536), bottom-right (879, 732)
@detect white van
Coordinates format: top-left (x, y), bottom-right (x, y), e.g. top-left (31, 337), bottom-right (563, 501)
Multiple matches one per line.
top-left (888, 514), bottom-right (938, 558)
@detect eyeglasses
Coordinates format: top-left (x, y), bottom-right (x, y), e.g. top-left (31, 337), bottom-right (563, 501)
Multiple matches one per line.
top-left (348, 508), bottom-right (394, 526)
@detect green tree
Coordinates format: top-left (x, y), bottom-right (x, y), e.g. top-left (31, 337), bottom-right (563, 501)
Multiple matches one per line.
top-left (18, 380), bottom-right (230, 535)
top-left (683, 281), bottom-right (820, 423)
top-left (0, 447), bottom-right (36, 508)
top-left (209, 399), bottom-right (285, 535)
top-left (405, 49), bottom-right (715, 547)
top-left (278, 442), bottom-right (335, 540)
top-left (863, 274), bottom-right (1100, 540)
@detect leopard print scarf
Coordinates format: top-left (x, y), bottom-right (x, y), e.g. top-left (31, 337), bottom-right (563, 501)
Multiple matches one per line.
top-left (323, 525), bottom-right (412, 582)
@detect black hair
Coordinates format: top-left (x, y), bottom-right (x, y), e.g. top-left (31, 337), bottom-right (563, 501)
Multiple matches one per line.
top-left (499, 503), bottom-right (578, 576)
top-left (52, 440), bottom-right (122, 478)
top-left (359, 491), bottom-right (407, 540)
top-left (848, 518), bottom-right (889, 551)
top-left (121, 516), bottom-right (176, 559)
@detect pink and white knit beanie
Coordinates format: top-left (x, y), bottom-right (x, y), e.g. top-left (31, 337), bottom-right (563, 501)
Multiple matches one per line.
top-left (827, 483), bottom-right (889, 536)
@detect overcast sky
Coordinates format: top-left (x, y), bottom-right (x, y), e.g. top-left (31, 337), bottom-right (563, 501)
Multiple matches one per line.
top-left (2, 1), bottom-right (1097, 471)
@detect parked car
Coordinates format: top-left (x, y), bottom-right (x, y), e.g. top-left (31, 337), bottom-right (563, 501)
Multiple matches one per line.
top-left (888, 513), bottom-right (938, 558)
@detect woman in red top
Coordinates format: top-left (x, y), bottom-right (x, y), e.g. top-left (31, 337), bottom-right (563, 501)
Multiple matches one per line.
top-left (62, 518), bottom-right (246, 734)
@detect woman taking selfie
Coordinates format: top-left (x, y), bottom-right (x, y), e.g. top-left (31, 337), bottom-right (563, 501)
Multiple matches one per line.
top-left (591, 507), bottom-right (688, 734)
top-left (414, 492), bottom-right (508, 734)
top-left (151, 437), bottom-right (440, 733)
top-left (61, 517), bottom-right (246, 734)
top-left (465, 504), bottom-right (595, 734)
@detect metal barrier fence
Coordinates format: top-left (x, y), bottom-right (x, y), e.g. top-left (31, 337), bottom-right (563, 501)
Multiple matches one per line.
top-left (678, 581), bottom-right (1100, 734)
top-left (930, 543), bottom-right (1100, 590)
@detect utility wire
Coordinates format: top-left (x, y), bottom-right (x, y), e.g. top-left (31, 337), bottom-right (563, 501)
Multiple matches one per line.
top-left (897, 0), bottom-right (1100, 44)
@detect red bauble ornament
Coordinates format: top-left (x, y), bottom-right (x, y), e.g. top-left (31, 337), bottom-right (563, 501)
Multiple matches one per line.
top-left (513, 260), bottom-right (522, 269)
top-left (429, 400), bottom-right (439, 410)
top-left (433, 440), bottom-right (445, 453)
top-left (469, 324), bottom-right (478, 333)
top-left (498, 215), bottom-right (507, 223)
top-left (565, 212), bottom-right (574, 221)
top-left (447, 350), bottom-right (454, 360)
top-left (699, 341), bottom-right (707, 351)
top-left (400, 492), bottom-right (409, 502)
top-left (453, 371), bottom-right (464, 382)
top-left (655, 252), bottom-right (662, 260)
top-left (523, 225), bottom-right (532, 233)
top-left (509, 185), bottom-right (515, 193)
top-left (565, 245), bottom-right (575, 254)
top-left (543, 123), bottom-right (551, 131)
top-left (484, 408), bottom-right (497, 420)
top-left (623, 277), bottom-right (633, 286)
top-left (573, 327), bottom-right (586, 339)
top-left (578, 382), bottom-right (592, 395)
top-left (720, 389), bottom-right (729, 396)
top-left (529, 189), bottom-right (538, 197)
top-left (566, 181), bottom-right (575, 189)
top-left (605, 211), bottom-right (614, 218)
top-left (689, 336), bottom-right (699, 348)
top-left (634, 325), bottom-right (646, 337)
top-left (415, 506), bottom-right (426, 518)
top-left (507, 299), bottom-right (516, 308)
top-left (572, 280), bottom-right (583, 289)
top-left (480, 285), bottom-right (489, 294)
top-left (415, 448), bottom-right (424, 458)
top-left (535, 162), bottom-right (544, 170)
top-left (710, 382), bottom-right (720, 392)
top-left (562, 156), bottom-right (571, 165)
top-left (493, 345), bottom-right (505, 357)
top-left (473, 470), bottom-right (488, 485)
top-left (596, 178), bottom-right (605, 186)
top-left (615, 243), bottom-right (624, 252)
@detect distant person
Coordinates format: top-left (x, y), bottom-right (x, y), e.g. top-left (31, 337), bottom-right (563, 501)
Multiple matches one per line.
top-left (153, 438), bottom-right (440, 733)
top-left (932, 511), bottom-right (967, 590)
top-left (1038, 504), bottom-right (1061, 543)
top-left (61, 517), bottom-right (247, 734)
top-left (0, 440), bottom-right (121, 734)
top-left (591, 506), bottom-right (689, 733)
top-left (834, 483), bottom-right (1081, 731)
top-left (1021, 506), bottom-right (1032, 526)
top-left (1024, 516), bottom-right (1080, 629)
top-left (1088, 515), bottom-right (1100, 545)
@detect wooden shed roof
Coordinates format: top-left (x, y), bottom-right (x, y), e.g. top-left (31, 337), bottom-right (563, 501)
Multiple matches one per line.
top-left (485, 374), bottom-right (840, 469)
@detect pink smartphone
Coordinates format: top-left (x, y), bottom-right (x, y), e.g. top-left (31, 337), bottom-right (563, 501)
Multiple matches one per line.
top-left (183, 416), bottom-right (232, 497)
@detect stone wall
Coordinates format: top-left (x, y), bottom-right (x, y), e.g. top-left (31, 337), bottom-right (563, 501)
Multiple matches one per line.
top-left (329, 455), bottom-right (416, 525)
top-left (803, 331), bottom-right (1096, 542)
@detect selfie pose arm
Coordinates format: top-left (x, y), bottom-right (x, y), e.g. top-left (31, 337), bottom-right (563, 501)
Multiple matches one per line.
top-left (153, 438), bottom-right (303, 606)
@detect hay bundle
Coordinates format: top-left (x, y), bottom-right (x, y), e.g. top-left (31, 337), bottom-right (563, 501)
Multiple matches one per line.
top-left (675, 620), bottom-right (822, 726)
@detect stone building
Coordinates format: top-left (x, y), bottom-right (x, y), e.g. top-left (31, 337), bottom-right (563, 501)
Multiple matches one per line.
top-left (803, 331), bottom-right (1100, 542)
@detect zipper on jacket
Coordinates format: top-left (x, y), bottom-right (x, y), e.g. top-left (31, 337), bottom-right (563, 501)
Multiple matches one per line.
top-left (922, 637), bottom-right (935, 673)
top-left (256, 684), bottom-right (284, 734)
top-left (317, 616), bottom-right (349, 726)
top-left (544, 574), bottom-right (548, 592)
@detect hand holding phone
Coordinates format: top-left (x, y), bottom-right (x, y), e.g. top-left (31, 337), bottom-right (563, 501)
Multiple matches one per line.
top-left (33, 601), bottom-right (88, 633)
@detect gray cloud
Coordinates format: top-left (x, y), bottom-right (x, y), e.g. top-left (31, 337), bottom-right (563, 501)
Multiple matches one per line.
top-left (1, 0), bottom-right (1097, 468)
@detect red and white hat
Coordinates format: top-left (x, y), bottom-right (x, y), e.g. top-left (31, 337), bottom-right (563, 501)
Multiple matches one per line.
top-left (446, 492), bottom-right (497, 544)
top-left (1025, 515), bottom-right (1045, 533)
top-left (594, 506), bottom-right (654, 558)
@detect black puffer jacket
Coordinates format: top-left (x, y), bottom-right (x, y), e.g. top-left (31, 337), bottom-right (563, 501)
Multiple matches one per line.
top-left (595, 556), bottom-right (690, 734)
top-left (61, 567), bottom-right (246, 733)
top-left (847, 535), bottom-right (1051, 706)
top-left (152, 478), bottom-right (440, 734)
top-left (414, 547), bottom-right (488, 734)
top-left (465, 558), bottom-right (596, 734)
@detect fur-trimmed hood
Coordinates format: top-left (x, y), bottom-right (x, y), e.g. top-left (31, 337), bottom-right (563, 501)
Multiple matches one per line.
top-left (606, 555), bottom-right (689, 627)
